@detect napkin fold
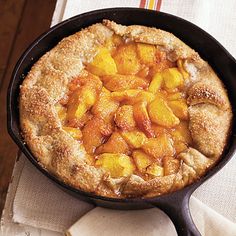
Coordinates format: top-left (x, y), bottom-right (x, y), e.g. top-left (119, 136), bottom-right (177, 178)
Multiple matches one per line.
top-left (12, 157), bottom-right (93, 233)
top-left (2, 0), bottom-right (236, 235)
top-left (67, 199), bottom-right (236, 236)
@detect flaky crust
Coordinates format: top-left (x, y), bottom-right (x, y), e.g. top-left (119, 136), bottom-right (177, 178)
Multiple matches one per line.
top-left (19, 20), bottom-right (232, 198)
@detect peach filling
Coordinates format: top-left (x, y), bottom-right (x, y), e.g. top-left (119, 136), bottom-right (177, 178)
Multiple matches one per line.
top-left (56, 35), bottom-right (192, 179)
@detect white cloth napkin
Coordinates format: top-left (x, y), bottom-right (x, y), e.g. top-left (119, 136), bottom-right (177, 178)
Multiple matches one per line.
top-left (67, 199), bottom-right (236, 236)
top-left (1, 0), bottom-right (236, 235)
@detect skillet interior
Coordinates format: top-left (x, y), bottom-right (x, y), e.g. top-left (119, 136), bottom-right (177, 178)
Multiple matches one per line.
top-left (7, 8), bottom-right (236, 210)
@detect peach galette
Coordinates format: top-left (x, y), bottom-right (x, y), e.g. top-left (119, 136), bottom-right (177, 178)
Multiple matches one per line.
top-left (20, 20), bottom-right (232, 198)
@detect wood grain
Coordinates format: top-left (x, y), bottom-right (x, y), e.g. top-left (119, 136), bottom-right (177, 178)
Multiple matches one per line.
top-left (0, 0), bottom-right (26, 87)
top-left (0, 0), bottom-right (56, 217)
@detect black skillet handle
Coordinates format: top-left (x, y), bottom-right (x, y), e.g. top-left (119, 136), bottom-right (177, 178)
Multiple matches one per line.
top-left (147, 192), bottom-right (201, 236)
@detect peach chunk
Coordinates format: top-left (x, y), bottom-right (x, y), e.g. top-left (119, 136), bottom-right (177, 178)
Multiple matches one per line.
top-left (111, 89), bottom-right (141, 102)
top-left (132, 150), bottom-right (152, 172)
top-left (113, 43), bottom-right (141, 75)
top-left (133, 101), bottom-right (155, 138)
top-left (82, 117), bottom-right (112, 154)
top-left (171, 121), bottom-right (192, 144)
top-left (163, 156), bottom-right (180, 175)
top-left (95, 153), bottom-right (135, 178)
top-left (162, 68), bottom-right (184, 89)
top-left (168, 99), bottom-right (188, 120)
top-left (92, 87), bottom-right (119, 121)
top-left (114, 105), bottom-right (136, 131)
top-left (142, 134), bottom-right (175, 160)
top-left (130, 91), bottom-right (155, 104)
top-left (102, 74), bottom-right (148, 91)
top-left (148, 98), bottom-right (180, 128)
top-left (66, 74), bottom-right (102, 124)
top-left (63, 127), bottom-right (82, 140)
top-left (148, 73), bottom-right (163, 94)
top-left (112, 90), bottom-right (155, 105)
top-left (167, 92), bottom-right (184, 101)
top-left (137, 65), bottom-right (149, 78)
top-left (152, 125), bottom-right (168, 137)
top-left (66, 87), bottom-right (96, 122)
top-left (177, 59), bottom-right (189, 79)
top-left (87, 47), bottom-right (117, 76)
top-left (149, 50), bottom-right (175, 76)
top-left (121, 131), bottom-right (147, 148)
top-left (96, 132), bottom-right (130, 155)
top-left (146, 163), bottom-right (164, 177)
top-left (170, 121), bottom-right (192, 154)
top-left (137, 43), bottom-right (156, 65)
top-left (67, 112), bottom-right (93, 128)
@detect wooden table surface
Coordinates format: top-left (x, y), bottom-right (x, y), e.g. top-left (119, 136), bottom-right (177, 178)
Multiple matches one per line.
top-left (0, 0), bottom-right (56, 218)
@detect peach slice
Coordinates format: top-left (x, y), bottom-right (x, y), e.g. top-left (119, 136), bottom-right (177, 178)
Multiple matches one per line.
top-left (148, 98), bottom-right (180, 128)
top-left (112, 90), bottom-right (155, 105)
top-left (87, 47), bottom-right (117, 76)
top-left (114, 105), bottom-right (136, 131)
top-left (168, 99), bottom-right (188, 120)
top-left (133, 101), bottom-right (155, 138)
top-left (67, 112), bottom-right (93, 128)
top-left (142, 134), bottom-right (175, 160)
top-left (148, 73), bottom-right (163, 94)
top-left (132, 150), bottom-right (152, 172)
top-left (149, 50), bottom-right (175, 76)
top-left (132, 91), bottom-right (156, 104)
top-left (111, 89), bottom-right (141, 102)
top-left (137, 65), bottom-right (149, 78)
top-left (92, 87), bottom-right (119, 121)
top-left (171, 121), bottom-right (192, 144)
top-left (162, 68), bottom-right (184, 89)
top-left (66, 87), bottom-right (96, 122)
top-left (96, 132), bottom-right (130, 155)
top-left (146, 163), bottom-right (164, 177)
top-left (137, 43), bottom-right (156, 65)
top-left (170, 121), bottom-right (192, 154)
top-left (66, 74), bottom-right (102, 124)
top-left (152, 125), bottom-right (168, 137)
top-left (113, 43), bottom-right (141, 75)
top-left (95, 153), bottom-right (135, 178)
top-left (102, 74), bottom-right (148, 91)
top-left (82, 117), bottom-right (112, 154)
top-left (167, 92), bottom-right (185, 101)
top-left (121, 131), bottom-right (147, 148)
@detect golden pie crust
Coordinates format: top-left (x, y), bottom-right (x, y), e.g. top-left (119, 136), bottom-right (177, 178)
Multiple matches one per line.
top-left (19, 20), bottom-right (232, 198)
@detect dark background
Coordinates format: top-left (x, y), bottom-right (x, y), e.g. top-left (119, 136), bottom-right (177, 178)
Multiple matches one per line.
top-left (0, 0), bottom-right (56, 217)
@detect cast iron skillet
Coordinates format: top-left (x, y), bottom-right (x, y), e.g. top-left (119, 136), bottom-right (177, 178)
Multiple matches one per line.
top-left (7, 8), bottom-right (236, 236)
